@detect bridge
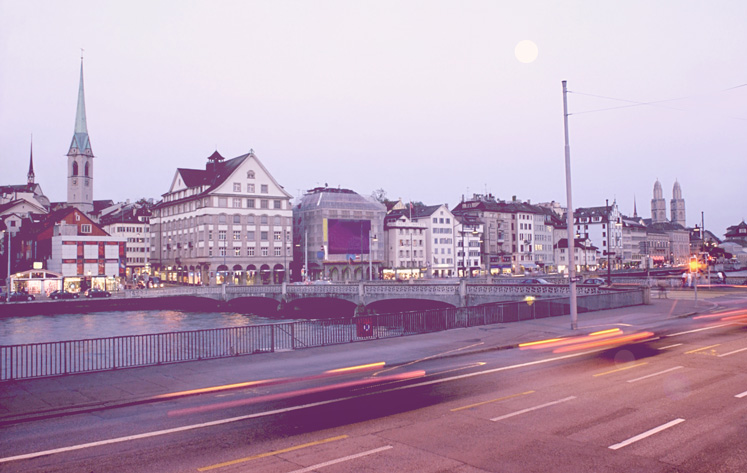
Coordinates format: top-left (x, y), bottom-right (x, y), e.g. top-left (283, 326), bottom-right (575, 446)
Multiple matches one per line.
top-left (122, 280), bottom-right (611, 312)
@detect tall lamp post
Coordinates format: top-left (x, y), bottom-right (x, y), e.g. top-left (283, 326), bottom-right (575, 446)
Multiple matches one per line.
top-left (369, 231), bottom-right (377, 281)
top-left (3, 230), bottom-right (10, 302)
top-left (562, 80), bottom-right (578, 330)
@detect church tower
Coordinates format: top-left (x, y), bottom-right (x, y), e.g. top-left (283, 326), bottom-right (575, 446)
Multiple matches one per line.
top-left (27, 138), bottom-right (35, 186)
top-left (670, 180), bottom-right (686, 227)
top-left (66, 58), bottom-right (94, 214)
top-left (651, 179), bottom-right (666, 223)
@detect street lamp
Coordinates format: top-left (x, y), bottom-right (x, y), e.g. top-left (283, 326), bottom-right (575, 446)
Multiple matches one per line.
top-left (3, 230), bottom-right (11, 302)
top-left (562, 80), bottom-right (578, 330)
top-left (369, 232), bottom-right (378, 281)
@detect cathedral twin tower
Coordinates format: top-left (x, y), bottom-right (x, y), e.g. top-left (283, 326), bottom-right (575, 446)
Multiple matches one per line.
top-left (651, 179), bottom-right (686, 227)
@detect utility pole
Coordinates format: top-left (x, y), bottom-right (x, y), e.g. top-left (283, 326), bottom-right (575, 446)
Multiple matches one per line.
top-left (562, 80), bottom-right (578, 330)
top-left (607, 199), bottom-right (612, 286)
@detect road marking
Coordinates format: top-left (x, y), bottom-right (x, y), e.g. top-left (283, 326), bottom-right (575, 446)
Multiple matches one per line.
top-left (451, 391), bottom-right (534, 412)
top-left (684, 344), bottom-right (720, 355)
top-left (668, 323), bottom-right (733, 337)
top-left (0, 350), bottom-right (598, 464)
top-left (658, 343), bottom-right (683, 350)
top-left (735, 390), bottom-right (747, 399)
top-left (593, 362), bottom-right (647, 377)
top-left (287, 445), bottom-right (393, 473)
top-left (490, 396), bottom-right (576, 422)
top-left (718, 347), bottom-right (747, 358)
top-left (608, 418), bottom-right (685, 450)
top-left (627, 366), bottom-right (683, 383)
top-left (374, 342), bottom-right (484, 376)
top-left (198, 435), bottom-right (348, 471)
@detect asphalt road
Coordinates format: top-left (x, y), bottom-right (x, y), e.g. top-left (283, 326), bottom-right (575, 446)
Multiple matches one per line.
top-left (2, 296), bottom-right (747, 472)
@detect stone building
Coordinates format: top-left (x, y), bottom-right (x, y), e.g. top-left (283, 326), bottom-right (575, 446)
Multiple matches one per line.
top-left (150, 150), bottom-right (293, 285)
top-left (293, 186), bottom-right (385, 282)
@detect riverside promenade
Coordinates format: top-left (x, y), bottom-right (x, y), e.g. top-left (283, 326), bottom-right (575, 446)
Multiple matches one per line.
top-left (0, 298), bottom-right (709, 425)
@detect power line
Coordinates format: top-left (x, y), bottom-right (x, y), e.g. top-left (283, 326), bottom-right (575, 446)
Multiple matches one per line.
top-left (568, 84), bottom-right (747, 120)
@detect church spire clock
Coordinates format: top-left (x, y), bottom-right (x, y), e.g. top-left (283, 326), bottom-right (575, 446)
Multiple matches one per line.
top-left (66, 56), bottom-right (94, 214)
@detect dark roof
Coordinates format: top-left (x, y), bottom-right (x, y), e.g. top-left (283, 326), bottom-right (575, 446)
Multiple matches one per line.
top-left (156, 153), bottom-right (248, 209)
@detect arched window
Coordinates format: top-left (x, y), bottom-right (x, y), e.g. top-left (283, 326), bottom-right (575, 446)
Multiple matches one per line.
top-left (72, 161), bottom-right (79, 176)
top-left (84, 162), bottom-right (89, 177)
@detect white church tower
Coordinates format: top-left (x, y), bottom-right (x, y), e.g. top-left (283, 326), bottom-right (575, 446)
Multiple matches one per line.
top-left (670, 180), bottom-right (686, 227)
top-left (66, 58), bottom-right (94, 214)
top-left (651, 179), bottom-right (667, 223)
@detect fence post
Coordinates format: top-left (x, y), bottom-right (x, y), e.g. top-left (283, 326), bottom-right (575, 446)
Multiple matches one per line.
top-left (271, 325), bottom-right (275, 353)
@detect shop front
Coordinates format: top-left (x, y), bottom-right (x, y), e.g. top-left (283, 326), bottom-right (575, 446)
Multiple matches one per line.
top-left (10, 269), bottom-right (63, 297)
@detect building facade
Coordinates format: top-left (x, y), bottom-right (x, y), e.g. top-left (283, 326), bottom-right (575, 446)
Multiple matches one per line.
top-left (150, 150), bottom-right (293, 285)
top-left (293, 186), bottom-right (386, 282)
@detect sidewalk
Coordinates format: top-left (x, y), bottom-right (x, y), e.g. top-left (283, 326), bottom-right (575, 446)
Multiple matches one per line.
top-left (0, 298), bottom-right (708, 424)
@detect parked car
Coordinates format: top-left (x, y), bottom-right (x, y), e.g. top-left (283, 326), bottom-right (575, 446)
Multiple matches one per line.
top-left (4, 291), bottom-right (36, 302)
top-left (86, 288), bottom-right (112, 298)
top-left (49, 290), bottom-right (80, 300)
top-left (519, 278), bottom-right (550, 285)
top-left (582, 278), bottom-right (607, 286)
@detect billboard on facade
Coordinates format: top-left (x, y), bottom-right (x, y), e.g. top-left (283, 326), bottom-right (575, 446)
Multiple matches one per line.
top-left (325, 219), bottom-right (371, 255)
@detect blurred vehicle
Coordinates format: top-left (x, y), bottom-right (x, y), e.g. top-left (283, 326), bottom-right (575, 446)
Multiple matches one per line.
top-left (582, 278), bottom-right (607, 286)
top-left (49, 290), bottom-right (80, 300)
top-left (519, 278), bottom-right (550, 285)
top-left (86, 288), bottom-right (111, 298)
top-left (4, 291), bottom-right (36, 302)
top-left (313, 279), bottom-right (332, 285)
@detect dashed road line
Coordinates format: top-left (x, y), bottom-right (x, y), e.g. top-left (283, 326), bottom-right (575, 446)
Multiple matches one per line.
top-left (608, 418), bottom-right (685, 450)
top-left (451, 391), bottom-right (534, 412)
top-left (627, 366), bottom-right (683, 383)
top-left (718, 347), bottom-right (747, 358)
top-left (490, 396), bottom-right (576, 422)
top-left (593, 362), bottom-right (647, 377)
top-left (287, 446), bottom-right (393, 473)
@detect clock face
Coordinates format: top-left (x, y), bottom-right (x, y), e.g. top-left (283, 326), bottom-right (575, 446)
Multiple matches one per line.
top-left (72, 178), bottom-right (77, 184)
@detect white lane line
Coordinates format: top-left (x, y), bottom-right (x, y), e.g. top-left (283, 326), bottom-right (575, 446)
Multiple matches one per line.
top-left (490, 396), bottom-right (576, 422)
top-left (735, 390), bottom-right (747, 399)
top-left (627, 366), bottom-right (683, 383)
top-left (657, 343), bottom-right (682, 350)
top-left (718, 347), bottom-right (747, 358)
top-left (667, 323), bottom-right (733, 337)
top-left (287, 446), bottom-right (393, 473)
top-left (608, 418), bottom-right (685, 450)
top-left (0, 349), bottom-right (599, 464)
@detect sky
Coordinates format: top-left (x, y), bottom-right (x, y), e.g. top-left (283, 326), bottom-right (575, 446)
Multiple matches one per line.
top-left (1, 0), bottom-right (745, 238)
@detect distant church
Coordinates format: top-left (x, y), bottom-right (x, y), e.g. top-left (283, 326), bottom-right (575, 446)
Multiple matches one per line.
top-left (66, 59), bottom-right (95, 214)
top-left (651, 179), bottom-right (686, 227)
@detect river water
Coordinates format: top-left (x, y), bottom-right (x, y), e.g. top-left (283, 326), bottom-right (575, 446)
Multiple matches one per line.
top-left (0, 310), bottom-right (291, 346)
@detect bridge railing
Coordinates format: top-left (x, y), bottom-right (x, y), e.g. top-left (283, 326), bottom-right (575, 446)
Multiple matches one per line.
top-left (0, 289), bottom-right (646, 381)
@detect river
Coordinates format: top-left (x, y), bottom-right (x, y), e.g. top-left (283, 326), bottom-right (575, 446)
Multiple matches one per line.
top-left (0, 310), bottom-right (291, 346)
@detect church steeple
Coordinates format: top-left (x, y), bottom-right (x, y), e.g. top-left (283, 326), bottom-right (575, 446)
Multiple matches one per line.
top-left (66, 56), bottom-right (94, 214)
top-left (27, 137), bottom-right (35, 186)
top-left (68, 59), bottom-right (92, 156)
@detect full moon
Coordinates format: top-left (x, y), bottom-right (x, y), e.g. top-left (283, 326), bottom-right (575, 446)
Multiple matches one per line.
top-left (515, 40), bottom-right (539, 63)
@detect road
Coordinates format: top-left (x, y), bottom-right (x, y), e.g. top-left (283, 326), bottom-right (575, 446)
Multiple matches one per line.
top-left (1, 297), bottom-right (746, 472)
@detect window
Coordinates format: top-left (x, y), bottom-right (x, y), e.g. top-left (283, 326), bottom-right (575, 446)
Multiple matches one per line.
top-left (260, 215), bottom-right (268, 225)
top-left (234, 247), bottom-right (241, 256)
top-left (246, 198), bottom-right (255, 208)
top-left (274, 200), bottom-right (282, 209)
top-left (81, 224), bottom-right (92, 234)
top-left (261, 247), bottom-right (269, 256)
top-left (208, 230), bottom-right (213, 240)
top-left (261, 184), bottom-right (269, 194)
top-left (260, 231), bottom-right (268, 240)
top-left (274, 231), bottom-right (282, 241)
top-left (233, 215), bottom-right (241, 224)
top-left (247, 215), bottom-right (255, 225)
top-left (218, 197), bottom-right (227, 208)
top-left (233, 183), bottom-right (241, 192)
top-left (219, 247), bottom-right (226, 256)
top-left (247, 231), bottom-right (255, 240)
top-left (274, 247), bottom-right (281, 256)
top-left (219, 230), bottom-right (227, 240)
top-left (72, 161), bottom-right (78, 176)
top-left (247, 170), bottom-right (255, 179)
top-left (247, 246), bottom-right (255, 256)
top-left (232, 198), bottom-right (242, 208)
top-left (260, 199), bottom-right (269, 209)
top-left (233, 231), bottom-right (241, 240)
top-left (247, 183), bottom-right (255, 193)
top-left (219, 214), bottom-right (227, 224)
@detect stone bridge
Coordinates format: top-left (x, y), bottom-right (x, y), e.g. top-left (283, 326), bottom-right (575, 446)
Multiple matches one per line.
top-left (123, 281), bottom-right (608, 310)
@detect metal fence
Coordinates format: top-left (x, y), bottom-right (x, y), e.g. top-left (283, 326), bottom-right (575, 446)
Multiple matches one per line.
top-left (0, 289), bottom-right (645, 381)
